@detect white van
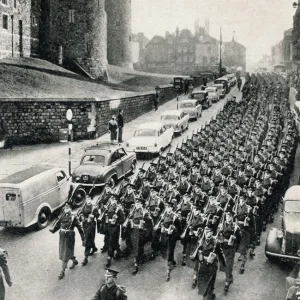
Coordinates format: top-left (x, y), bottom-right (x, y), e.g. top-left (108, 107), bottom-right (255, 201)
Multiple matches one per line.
top-left (0, 165), bottom-right (70, 229)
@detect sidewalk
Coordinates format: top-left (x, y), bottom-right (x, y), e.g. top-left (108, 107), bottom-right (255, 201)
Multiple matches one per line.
top-left (0, 86), bottom-right (240, 180)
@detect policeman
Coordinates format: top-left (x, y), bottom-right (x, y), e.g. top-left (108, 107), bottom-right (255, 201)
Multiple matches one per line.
top-left (91, 268), bottom-right (127, 300)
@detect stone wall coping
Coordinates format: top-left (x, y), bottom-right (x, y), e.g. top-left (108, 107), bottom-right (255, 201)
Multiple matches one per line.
top-left (0, 84), bottom-right (175, 103)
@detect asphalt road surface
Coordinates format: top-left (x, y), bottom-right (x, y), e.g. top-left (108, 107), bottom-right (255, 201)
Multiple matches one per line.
top-left (0, 86), bottom-right (298, 300)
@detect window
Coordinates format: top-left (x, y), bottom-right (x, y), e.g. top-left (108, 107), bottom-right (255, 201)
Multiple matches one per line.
top-left (111, 149), bottom-right (125, 164)
top-left (1, 0), bottom-right (8, 5)
top-left (69, 10), bottom-right (75, 23)
top-left (82, 155), bottom-right (105, 165)
top-left (129, 35), bottom-right (131, 42)
top-left (14, 0), bottom-right (17, 8)
top-left (6, 193), bottom-right (16, 201)
top-left (31, 16), bottom-right (37, 26)
top-left (56, 171), bottom-right (66, 182)
top-left (2, 14), bottom-right (8, 30)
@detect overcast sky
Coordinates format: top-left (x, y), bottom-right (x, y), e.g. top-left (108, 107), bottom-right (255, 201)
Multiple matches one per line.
top-left (132, 0), bottom-right (295, 65)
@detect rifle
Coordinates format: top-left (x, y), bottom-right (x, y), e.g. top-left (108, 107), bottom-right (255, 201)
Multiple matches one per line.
top-left (123, 205), bottom-right (136, 228)
top-left (180, 209), bottom-right (194, 239)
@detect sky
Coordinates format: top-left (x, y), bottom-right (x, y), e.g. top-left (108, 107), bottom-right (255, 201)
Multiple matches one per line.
top-left (132, 0), bottom-right (295, 65)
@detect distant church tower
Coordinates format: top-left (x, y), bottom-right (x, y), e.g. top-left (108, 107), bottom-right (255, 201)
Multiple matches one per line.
top-left (105, 0), bottom-right (133, 68)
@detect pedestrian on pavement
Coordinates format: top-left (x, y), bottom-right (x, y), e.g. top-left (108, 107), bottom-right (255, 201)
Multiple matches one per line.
top-left (153, 93), bottom-right (159, 111)
top-left (184, 79), bottom-right (189, 95)
top-left (203, 77), bottom-right (208, 87)
top-left (50, 203), bottom-right (85, 280)
top-left (117, 109), bottom-right (124, 143)
top-left (90, 268), bottom-right (127, 300)
top-left (0, 249), bottom-right (12, 300)
top-left (188, 83), bottom-right (194, 98)
top-left (108, 115), bottom-right (118, 144)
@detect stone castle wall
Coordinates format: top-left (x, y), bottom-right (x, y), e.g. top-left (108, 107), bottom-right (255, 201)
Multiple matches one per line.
top-left (0, 86), bottom-right (176, 146)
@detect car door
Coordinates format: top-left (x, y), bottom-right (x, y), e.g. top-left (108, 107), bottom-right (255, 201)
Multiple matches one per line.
top-left (110, 149), bottom-right (124, 178)
top-left (119, 148), bottom-right (132, 175)
top-left (56, 170), bottom-right (70, 206)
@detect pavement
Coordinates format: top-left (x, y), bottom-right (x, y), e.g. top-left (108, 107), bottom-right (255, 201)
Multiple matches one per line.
top-left (0, 86), bottom-right (297, 300)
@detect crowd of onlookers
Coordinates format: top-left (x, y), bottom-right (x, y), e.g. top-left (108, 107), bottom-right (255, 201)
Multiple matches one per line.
top-left (287, 71), bottom-right (300, 90)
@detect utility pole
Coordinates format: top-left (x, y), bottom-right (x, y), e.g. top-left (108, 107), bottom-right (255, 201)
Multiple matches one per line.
top-left (219, 27), bottom-right (222, 77)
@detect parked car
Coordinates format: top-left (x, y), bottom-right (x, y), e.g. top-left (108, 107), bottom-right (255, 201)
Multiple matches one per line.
top-left (223, 74), bottom-right (236, 87)
top-left (265, 185), bottom-right (300, 262)
top-left (72, 142), bottom-right (137, 189)
top-left (0, 166), bottom-right (70, 229)
top-left (214, 78), bottom-right (230, 94)
top-left (160, 110), bottom-right (189, 135)
top-left (190, 89), bottom-right (212, 109)
top-left (126, 122), bottom-right (173, 155)
top-left (205, 86), bottom-right (220, 103)
top-left (213, 83), bottom-right (226, 98)
top-left (179, 99), bottom-right (202, 120)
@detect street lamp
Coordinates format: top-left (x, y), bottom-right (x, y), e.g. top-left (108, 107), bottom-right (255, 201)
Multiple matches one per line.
top-left (66, 109), bottom-right (73, 176)
top-left (293, 2), bottom-right (298, 8)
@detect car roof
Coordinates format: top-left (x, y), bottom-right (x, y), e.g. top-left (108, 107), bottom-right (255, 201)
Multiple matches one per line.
top-left (0, 165), bottom-right (57, 184)
top-left (84, 142), bottom-right (121, 153)
top-left (206, 86), bottom-right (217, 90)
top-left (181, 99), bottom-right (197, 103)
top-left (213, 83), bottom-right (224, 87)
top-left (284, 185), bottom-right (300, 201)
top-left (137, 122), bottom-right (163, 130)
top-left (161, 110), bottom-right (182, 116)
top-left (215, 78), bottom-right (228, 82)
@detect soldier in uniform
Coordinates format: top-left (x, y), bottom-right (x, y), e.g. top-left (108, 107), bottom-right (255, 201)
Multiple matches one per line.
top-left (195, 226), bottom-right (226, 300)
top-left (146, 163), bottom-right (157, 183)
top-left (235, 195), bottom-right (255, 274)
top-left (79, 195), bottom-right (100, 266)
top-left (191, 183), bottom-right (208, 210)
top-left (105, 197), bottom-right (125, 268)
top-left (177, 174), bottom-right (191, 195)
top-left (189, 164), bottom-right (200, 185)
top-left (51, 204), bottom-right (85, 279)
top-left (219, 210), bottom-right (241, 292)
top-left (91, 268), bottom-right (127, 300)
top-left (200, 174), bottom-right (214, 195)
top-left (160, 201), bottom-right (181, 281)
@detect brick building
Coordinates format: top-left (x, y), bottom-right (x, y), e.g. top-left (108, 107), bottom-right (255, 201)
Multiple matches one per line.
top-left (0, 0), bottom-right (33, 58)
top-left (1, 0), bottom-right (133, 79)
top-left (223, 37), bottom-right (246, 72)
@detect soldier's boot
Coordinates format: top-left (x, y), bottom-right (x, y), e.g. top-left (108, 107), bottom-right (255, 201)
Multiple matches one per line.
top-left (191, 277), bottom-right (197, 289)
top-left (82, 257), bottom-right (88, 266)
top-left (101, 246), bottom-right (108, 253)
top-left (69, 257), bottom-right (78, 269)
top-left (224, 282), bottom-right (231, 293)
top-left (181, 255), bottom-right (187, 266)
top-left (58, 270), bottom-right (65, 280)
top-left (238, 254), bottom-right (243, 262)
top-left (262, 221), bottom-right (267, 231)
top-left (105, 258), bottom-right (111, 268)
top-left (114, 249), bottom-right (122, 260)
top-left (150, 251), bottom-right (156, 261)
top-left (268, 214), bottom-right (274, 224)
top-left (132, 264), bottom-right (139, 275)
top-left (239, 262), bottom-right (245, 274)
top-left (249, 248), bottom-right (255, 258)
top-left (166, 270), bottom-right (171, 282)
top-left (256, 235), bottom-right (261, 246)
top-left (90, 247), bottom-right (98, 256)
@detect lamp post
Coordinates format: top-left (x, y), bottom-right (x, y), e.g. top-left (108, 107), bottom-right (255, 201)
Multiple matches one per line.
top-left (66, 109), bottom-right (73, 176)
top-left (219, 27), bottom-right (223, 77)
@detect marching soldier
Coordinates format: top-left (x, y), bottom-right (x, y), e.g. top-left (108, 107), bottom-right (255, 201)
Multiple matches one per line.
top-left (189, 164), bottom-right (200, 185)
top-left (51, 203), bottom-right (85, 280)
top-left (191, 184), bottom-right (208, 210)
top-left (219, 210), bottom-right (241, 293)
top-left (177, 174), bottom-right (191, 195)
top-left (200, 174), bottom-right (214, 195)
top-left (105, 196), bottom-right (125, 267)
top-left (159, 201), bottom-right (181, 281)
top-left (79, 195), bottom-right (100, 266)
top-left (146, 162), bottom-right (157, 183)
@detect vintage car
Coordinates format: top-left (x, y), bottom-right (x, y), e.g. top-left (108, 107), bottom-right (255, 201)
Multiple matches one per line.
top-left (213, 83), bottom-right (226, 98)
top-left (205, 86), bottom-right (220, 103)
top-left (160, 110), bottom-right (189, 135)
top-left (126, 122), bottom-right (174, 155)
top-left (265, 185), bottom-right (300, 262)
top-left (190, 88), bottom-right (212, 109)
top-left (223, 74), bottom-right (236, 87)
top-left (179, 99), bottom-right (202, 120)
top-left (214, 78), bottom-right (230, 94)
top-left (72, 142), bottom-right (137, 188)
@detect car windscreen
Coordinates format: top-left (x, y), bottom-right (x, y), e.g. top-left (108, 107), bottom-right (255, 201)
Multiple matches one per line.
top-left (134, 129), bottom-right (157, 137)
top-left (82, 155), bottom-right (105, 165)
top-left (284, 200), bottom-right (300, 213)
top-left (192, 93), bottom-right (205, 99)
top-left (161, 115), bottom-right (178, 121)
top-left (180, 103), bottom-right (194, 108)
top-left (214, 80), bottom-right (226, 84)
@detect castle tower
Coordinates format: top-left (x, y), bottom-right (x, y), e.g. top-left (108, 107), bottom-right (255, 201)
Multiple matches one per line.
top-left (105, 0), bottom-right (133, 68)
top-left (40, 0), bottom-right (107, 79)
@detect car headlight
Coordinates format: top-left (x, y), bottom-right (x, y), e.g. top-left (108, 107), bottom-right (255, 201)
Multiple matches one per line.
top-left (154, 143), bottom-right (157, 147)
top-left (276, 230), bottom-right (283, 239)
top-left (75, 176), bottom-right (80, 182)
top-left (97, 175), bottom-right (101, 179)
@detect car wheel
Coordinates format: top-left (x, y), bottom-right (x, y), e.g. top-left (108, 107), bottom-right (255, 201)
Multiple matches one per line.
top-left (130, 161), bottom-right (137, 174)
top-left (37, 207), bottom-right (51, 229)
top-left (265, 253), bottom-right (277, 263)
top-left (107, 176), bottom-right (116, 188)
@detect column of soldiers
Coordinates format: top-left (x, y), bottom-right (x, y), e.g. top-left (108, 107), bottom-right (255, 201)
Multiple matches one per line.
top-left (51, 73), bottom-right (297, 300)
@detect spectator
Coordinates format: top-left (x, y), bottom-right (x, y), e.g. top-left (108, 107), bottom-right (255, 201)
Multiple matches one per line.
top-left (108, 115), bottom-right (118, 145)
top-left (188, 83), bottom-right (194, 98)
top-left (117, 109), bottom-right (124, 143)
top-left (153, 94), bottom-right (159, 111)
top-left (0, 248), bottom-right (12, 300)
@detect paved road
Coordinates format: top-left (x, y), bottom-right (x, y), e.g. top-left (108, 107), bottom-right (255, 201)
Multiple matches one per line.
top-left (0, 87), bottom-right (297, 300)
